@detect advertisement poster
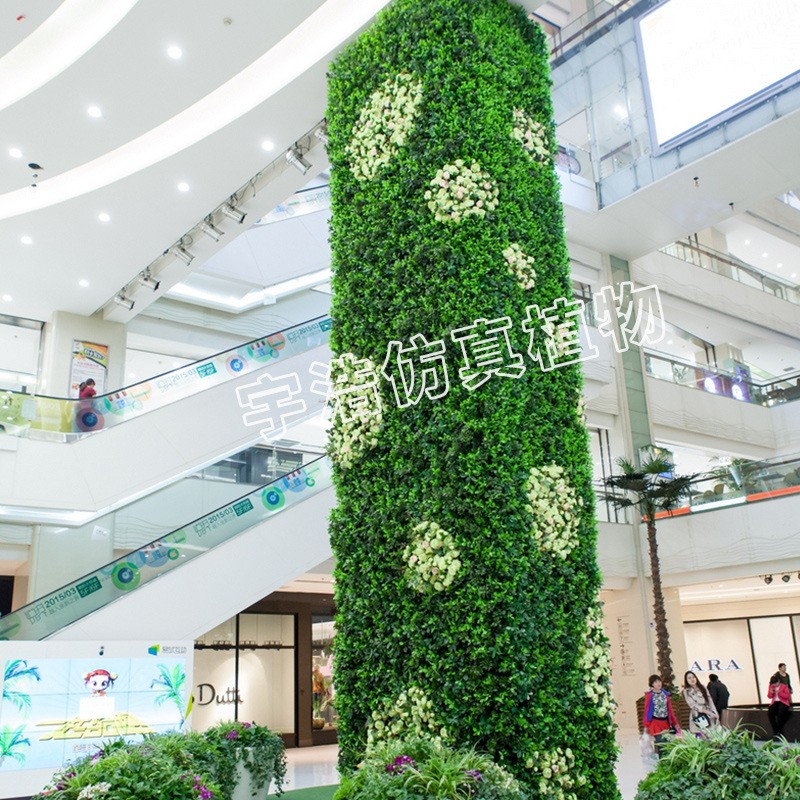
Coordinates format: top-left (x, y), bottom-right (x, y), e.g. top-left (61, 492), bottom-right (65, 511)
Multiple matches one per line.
top-left (0, 641), bottom-right (192, 797)
top-left (70, 341), bottom-right (109, 397)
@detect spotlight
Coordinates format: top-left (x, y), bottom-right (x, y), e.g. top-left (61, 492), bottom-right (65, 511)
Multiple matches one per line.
top-left (113, 294), bottom-right (134, 311)
top-left (315, 125), bottom-right (329, 146)
top-left (199, 218), bottom-right (225, 242)
top-left (220, 201), bottom-right (246, 224)
top-left (169, 245), bottom-right (194, 265)
top-left (783, 574), bottom-right (791, 583)
top-left (764, 575), bottom-right (774, 585)
top-left (286, 146), bottom-right (311, 175)
top-left (138, 271), bottom-right (160, 292)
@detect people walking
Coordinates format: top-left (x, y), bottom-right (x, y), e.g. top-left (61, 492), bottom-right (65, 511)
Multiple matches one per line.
top-left (683, 670), bottom-right (719, 734)
top-left (643, 674), bottom-right (681, 755)
top-left (707, 674), bottom-right (730, 725)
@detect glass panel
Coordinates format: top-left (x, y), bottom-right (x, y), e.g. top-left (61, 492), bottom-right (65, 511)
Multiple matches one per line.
top-left (0, 457), bottom-right (332, 641)
top-left (0, 315), bottom-right (332, 440)
top-left (312, 615), bottom-right (338, 731)
top-left (749, 617), bottom-right (800, 704)
top-left (684, 619), bottom-right (758, 705)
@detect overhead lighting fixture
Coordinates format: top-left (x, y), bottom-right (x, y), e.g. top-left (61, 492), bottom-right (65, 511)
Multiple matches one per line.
top-left (98, 211), bottom-right (110, 222)
top-left (220, 201), bottom-right (246, 224)
top-left (764, 574), bottom-right (774, 585)
top-left (261, 139), bottom-right (275, 152)
top-left (177, 181), bottom-right (190, 193)
top-left (9, 147), bottom-right (22, 158)
top-left (169, 244), bottom-right (194, 265)
top-left (113, 293), bottom-right (134, 310)
top-left (87, 105), bottom-right (102, 118)
top-left (782, 574), bottom-right (792, 583)
top-left (138, 271), bottom-right (160, 292)
top-left (167, 45), bottom-right (183, 60)
top-left (1, 294), bottom-right (12, 302)
top-left (20, 235), bottom-right (32, 245)
top-left (315, 125), bottom-right (329, 146)
top-left (286, 146), bottom-right (311, 175)
top-left (78, 279), bottom-right (89, 288)
top-left (199, 218), bottom-right (225, 241)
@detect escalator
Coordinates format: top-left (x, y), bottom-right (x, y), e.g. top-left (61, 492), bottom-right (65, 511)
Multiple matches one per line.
top-left (0, 316), bottom-right (332, 516)
top-left (0, 456), bottom-right (335, 642)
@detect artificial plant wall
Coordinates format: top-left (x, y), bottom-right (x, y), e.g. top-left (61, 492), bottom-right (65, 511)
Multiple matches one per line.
top-left (327, 0), bottom-right (619, 796)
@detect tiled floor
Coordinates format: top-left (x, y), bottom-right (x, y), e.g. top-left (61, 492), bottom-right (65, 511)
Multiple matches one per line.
top-left (282, 732), bottom-right (652, 799)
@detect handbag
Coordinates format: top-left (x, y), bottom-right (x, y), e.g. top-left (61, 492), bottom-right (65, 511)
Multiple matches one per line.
top-left (692, 712), bottom-right (711, 729)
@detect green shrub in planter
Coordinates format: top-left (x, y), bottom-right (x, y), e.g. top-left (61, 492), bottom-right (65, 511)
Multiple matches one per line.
top-left (335, 738), bottom-right (525, 800)
top-left (635, 726), bottom-right (800, 800)
top-left (31, 723), bottom-right (286, 800)
top-left (327, 0), bottom-right (618, 796)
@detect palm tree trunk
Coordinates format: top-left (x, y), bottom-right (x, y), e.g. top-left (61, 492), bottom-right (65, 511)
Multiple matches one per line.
top-left (646, 515), bottom-right (674, 688)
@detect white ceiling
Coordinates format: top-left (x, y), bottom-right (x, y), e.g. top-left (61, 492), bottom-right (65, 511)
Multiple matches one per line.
top-left (0, 0), bottom-right (391, 323)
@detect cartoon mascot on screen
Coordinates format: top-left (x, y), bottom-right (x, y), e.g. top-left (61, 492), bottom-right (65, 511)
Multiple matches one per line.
top-left (83, 668), bottom-right (117, 697)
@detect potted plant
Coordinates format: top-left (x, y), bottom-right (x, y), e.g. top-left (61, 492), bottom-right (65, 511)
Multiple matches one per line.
top-left (312, 695), bottom-right (327, 730)
top-left (201, 721), bottom-right (287, 800)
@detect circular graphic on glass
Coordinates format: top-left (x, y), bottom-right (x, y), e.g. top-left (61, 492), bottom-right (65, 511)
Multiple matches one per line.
top-left (167, 548), bottom-right (180, 560)
top-left (305, 477), bottom-right (316, 487)
top-left (75, 406), bottom-right (104, 431)
top-left (226, 355), bottom-right (247, 375)
top-left (262, 487), bottom-right (285, 511)
top-left (112, 562), bottom-right (141, 591)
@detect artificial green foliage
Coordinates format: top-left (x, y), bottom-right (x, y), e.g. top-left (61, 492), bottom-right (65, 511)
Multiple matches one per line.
top-left (327, 0), bottom-right (618, 797)
top-left (335, 737), bottom-right (525, 800)
top-left (635, 727), bottom-right (800, 799)
top-left (31, 723), bottom-right (286, 800)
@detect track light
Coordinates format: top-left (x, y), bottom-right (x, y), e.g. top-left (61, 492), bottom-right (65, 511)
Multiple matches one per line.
top-left (286, 146), bottom-right (312, 175)
top-left (764, 575), bottom-right (774, 585)
top-left (200, 218), bottom-right (225, 242)
top-left (138, 271), bottom-right (160, 292)
top-left (315, 125), bottom-right (329, 146)
top-left (782, 574), bottom-right (792, 583)
top-left (169, 245), bottom-right (194, 266)
top-left (113, 294), bottom-right (134, 311)
top-left (220, 201), bottom-right (246, 224)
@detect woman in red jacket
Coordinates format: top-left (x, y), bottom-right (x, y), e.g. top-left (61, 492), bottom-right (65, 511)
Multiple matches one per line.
top-left (768, 673), bottom-right (792, 739)
top-left (643, 674), bottom-right (681, 753)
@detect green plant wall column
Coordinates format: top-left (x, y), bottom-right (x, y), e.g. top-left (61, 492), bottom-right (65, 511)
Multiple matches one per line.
top-left (326, 1), bottom-right (619, 796)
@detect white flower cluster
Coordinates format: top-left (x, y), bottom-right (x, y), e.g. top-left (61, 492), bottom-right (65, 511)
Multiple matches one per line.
top-left (367, 686), bottom-right (448, 747)
top-left (525, 748), bottom-right (587, 800)
top-left (578, 605), bottom-right (616, 730)
top-left (511, 108), bottom-right (550, 162)
top-left (347, 72), bottom-right (424, 182)
top-left (502, 243), bottom-right (536, 290)
top-left (403, 521), bottom-right (462, 593)
top-left (328, 353), bottom-right (382, 470)
top-left (424, 160), bottom-right (499, 223)
top-left (525, 464), bottom-right (583, 558)
top-left (576, 394), bottom-right (587, 425)
top-left (78, 784), bottom-right (112, 800)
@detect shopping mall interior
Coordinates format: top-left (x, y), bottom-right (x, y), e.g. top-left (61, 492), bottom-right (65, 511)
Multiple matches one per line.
top-left (0, 0), bottom-right (799, 797)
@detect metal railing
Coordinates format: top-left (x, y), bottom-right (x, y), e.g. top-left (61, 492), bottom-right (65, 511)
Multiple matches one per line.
top-left (661, 240), bottom-right (800, 306)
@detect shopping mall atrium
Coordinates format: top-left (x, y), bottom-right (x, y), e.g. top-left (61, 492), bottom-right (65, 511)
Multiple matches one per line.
top-left (0, 0), bottom-right (799, 797)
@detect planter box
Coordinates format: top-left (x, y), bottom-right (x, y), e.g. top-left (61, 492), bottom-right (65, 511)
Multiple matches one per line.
top-left (232, 752), bottom-right (274, 800)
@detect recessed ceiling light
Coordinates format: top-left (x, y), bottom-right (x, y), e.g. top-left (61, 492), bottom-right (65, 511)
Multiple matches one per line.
top-left (20, 235), bottom-right (32, 244)
top-left (8, 147), bottom-right (22, 158)
top-left (776, 262), bottom-right (783, 268)
top-left (79, 279), bottom-right (89, 287)
top-left (177, 181), bottom-right (190, 192)
top-left (667, 339), bottom-right (674, 345)
top-left (1, 295), bottom-right (11, 302)
top-left (87, 105), bottom-right (103, 118)
top-left (98, 212), bottom-right (110, 222)
top-left (762, 252), bottom-right (768, 258)
top-left (261, 139), bottom-right (275, 151)
top-left (744, 239), bottom-right (750, 245)
top-left (167, 45), bottom-right (183, 59)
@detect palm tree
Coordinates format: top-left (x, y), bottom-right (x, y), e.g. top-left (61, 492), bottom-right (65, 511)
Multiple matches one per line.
top-left (150, 664), bottom-right (187, 727)
top-left (605, 446), bottom-right (696, 688)
top-left (0, 726), bottom-right (31, 767)
top-left (3, 659), bottom-right (40, 715)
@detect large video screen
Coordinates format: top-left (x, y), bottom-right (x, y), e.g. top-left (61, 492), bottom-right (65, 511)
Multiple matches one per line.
top-left (636, 0), bottom-right (800, 152)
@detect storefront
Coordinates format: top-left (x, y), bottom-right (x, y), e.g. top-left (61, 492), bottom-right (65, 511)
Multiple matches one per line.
top-left (193, 592), bottom-right (337, 746)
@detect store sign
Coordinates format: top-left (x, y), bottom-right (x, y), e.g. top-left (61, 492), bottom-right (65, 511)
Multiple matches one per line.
top-left (195, 683), bottom-right (242, 705)
top-left (688, 659), bottom-right (742, 672)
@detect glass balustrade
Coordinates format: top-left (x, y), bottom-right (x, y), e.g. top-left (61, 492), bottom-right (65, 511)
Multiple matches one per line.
top-left (661, 241), bottom-right (800, 306)
top-left (0, 316), bottom-right (332, 441)
top-left (643, 351), bottom-right (800, 407)
top-left (0, 456), bottom-right (333, 641)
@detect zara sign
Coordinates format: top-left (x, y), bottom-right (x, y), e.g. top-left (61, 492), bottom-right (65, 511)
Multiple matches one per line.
top-left (688, 659), bottom-right (742, 672)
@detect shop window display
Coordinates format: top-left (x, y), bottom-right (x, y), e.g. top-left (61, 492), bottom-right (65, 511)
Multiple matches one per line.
top-left (312, 615), bottom-right (337, 731)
